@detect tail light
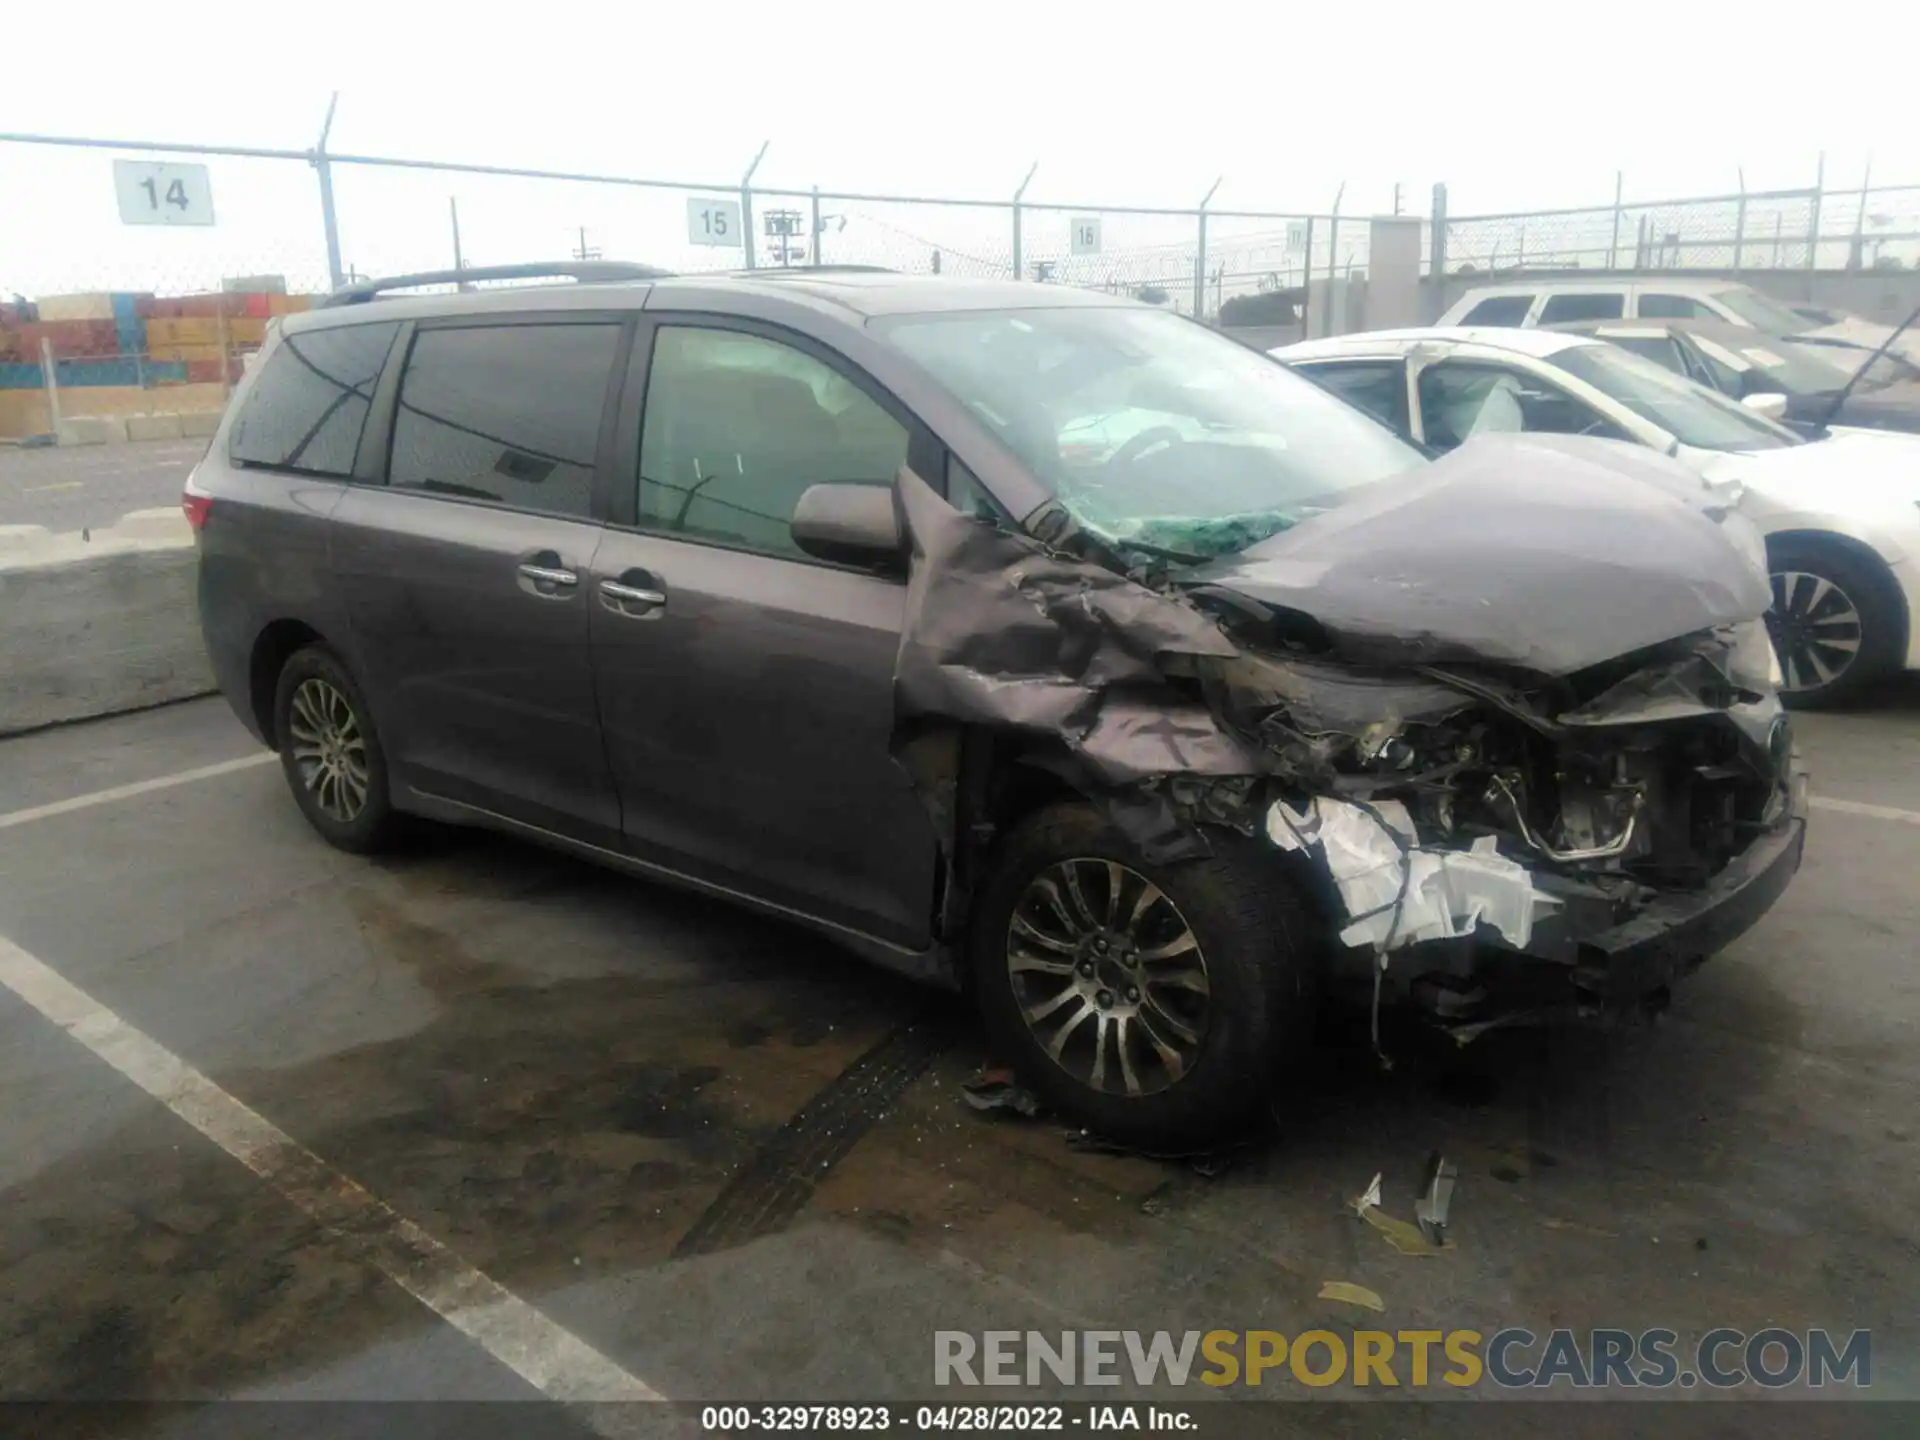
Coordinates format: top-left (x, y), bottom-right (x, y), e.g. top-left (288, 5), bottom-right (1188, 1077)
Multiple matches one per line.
top-left (182, 470), bottom-right (213, 531)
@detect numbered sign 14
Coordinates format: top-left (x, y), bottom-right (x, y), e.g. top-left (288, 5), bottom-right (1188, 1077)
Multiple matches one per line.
top-left (113, 160), bottom-right (216, 227)
top-left (687, 197), bottom-right (743, 249)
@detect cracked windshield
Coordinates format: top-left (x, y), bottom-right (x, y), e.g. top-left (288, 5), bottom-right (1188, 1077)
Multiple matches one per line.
top-left (883, 307), bottom-right (1422, 559)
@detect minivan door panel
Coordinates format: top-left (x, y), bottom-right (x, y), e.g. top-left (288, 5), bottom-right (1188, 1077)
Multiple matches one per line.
top-left (588, 532), bottom-right (937, 949)
top-left (330, 491), bottom-right (618, 840)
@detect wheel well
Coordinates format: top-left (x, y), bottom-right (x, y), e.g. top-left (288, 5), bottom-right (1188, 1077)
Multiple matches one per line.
top-left (1765, 528), bottom-right (1910, 652)
top-left (248, 620), bottom-right (323, 744)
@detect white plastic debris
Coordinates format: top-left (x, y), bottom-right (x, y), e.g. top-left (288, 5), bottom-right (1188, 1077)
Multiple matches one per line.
top-left (1266, 796), bottom-right (1556, 950)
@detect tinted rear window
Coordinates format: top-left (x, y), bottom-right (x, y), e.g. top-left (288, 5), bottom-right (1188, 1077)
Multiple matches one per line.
top-left (227, 322), bottom-right (399, 476)
top-left (1459, 295), bottom-right (1533, 326)
top-left (388, 323), bottom-right (621, 517)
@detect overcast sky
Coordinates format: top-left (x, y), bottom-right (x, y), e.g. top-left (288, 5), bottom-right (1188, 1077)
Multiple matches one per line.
top-left (3, 0), bottom-right (1915, 297)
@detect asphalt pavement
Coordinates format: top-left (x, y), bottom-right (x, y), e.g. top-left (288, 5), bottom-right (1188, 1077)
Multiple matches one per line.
top-left (0, 689), bottom-right (1914, 1435)
top-left (0, 438), bottom-right (205, 532)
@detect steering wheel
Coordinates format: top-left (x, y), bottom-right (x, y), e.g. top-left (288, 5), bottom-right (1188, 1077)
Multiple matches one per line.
top-left (1106, 425), bottom-right (1186, 472)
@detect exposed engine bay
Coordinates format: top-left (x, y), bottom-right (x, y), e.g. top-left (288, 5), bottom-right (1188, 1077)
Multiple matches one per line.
top-left (888, 434), bottom-right (1809, 1026)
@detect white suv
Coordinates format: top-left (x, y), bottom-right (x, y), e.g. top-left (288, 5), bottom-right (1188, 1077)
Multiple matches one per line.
top-left (1437, 278), bottom-right (1814, 332)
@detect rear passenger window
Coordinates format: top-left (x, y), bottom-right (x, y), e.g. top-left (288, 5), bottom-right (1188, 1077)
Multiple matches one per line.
top-left (1539, 293), bottom-right (1626, 323)
top-left (637, 326), bottom-right (910, 559)
top-left (1637, 294), bottom-right (1715, 318)
top-left (227, 322), bottom-right (399, 477)
top-left (1459, 295), bottom-right (1533, 326)
top-left (388, 323), bottom-right (620, 517)
top-left (1299, 361), bottom-right (1406, 430)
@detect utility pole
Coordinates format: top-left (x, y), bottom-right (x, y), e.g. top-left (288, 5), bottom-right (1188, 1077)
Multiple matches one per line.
top-left (573, 227), bottom-right (601, 262)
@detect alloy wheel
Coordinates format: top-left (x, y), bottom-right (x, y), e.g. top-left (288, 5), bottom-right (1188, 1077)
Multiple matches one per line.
top-left (1005, 858), bottom-right (1211, 1098)
top-left (1767, 569), bottom-right (1863, 694)
top-left (287, 677), bottom-right (371, 823)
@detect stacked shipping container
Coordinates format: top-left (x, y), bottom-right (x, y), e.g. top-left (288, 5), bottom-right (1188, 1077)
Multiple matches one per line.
top-left (0, 286), bottom-right (316, 438)
top-left (0, 288), bottom-right (315, 390)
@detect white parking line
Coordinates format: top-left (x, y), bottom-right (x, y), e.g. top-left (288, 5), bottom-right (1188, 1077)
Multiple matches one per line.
top-left (0, 754), bottom-right (277, 831)
top-left (0, 934), bottom-right (665, 1407)
top-left (1811, 795), bottom-right (1920, 826)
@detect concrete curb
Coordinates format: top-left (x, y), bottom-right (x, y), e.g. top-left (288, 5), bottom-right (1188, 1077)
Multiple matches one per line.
top-left (50, 410), bottom-right (222, 447)
top-left (0, 508), bottom-right (216, 736)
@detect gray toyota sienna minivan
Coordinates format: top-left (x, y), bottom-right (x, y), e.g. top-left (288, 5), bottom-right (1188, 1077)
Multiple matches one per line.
top-left (190, 263), bottom-right (1805, 1147)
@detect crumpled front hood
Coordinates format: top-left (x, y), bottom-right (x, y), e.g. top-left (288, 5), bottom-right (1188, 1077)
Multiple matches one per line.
top-left (1190, 434), bottom-right (1773, 676)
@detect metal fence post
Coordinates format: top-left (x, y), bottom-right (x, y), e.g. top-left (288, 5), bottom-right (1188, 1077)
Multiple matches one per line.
top-left (1327, 183), bottom-right (1343, 335)
top-left (1193, 177), bottom-right (1222, 320)
top-left (1608, 171), bottom-right (1623, 269)
top-left (739, 141), bottom-right (769, 270)
top-left (1011, 163), bottom-right (1037, 281)
top-left (312, 92), bottom-right (345, 291)
top-left (1733, 168), bottom-right (1748, 272)
top-left (39, 337), bottom-right (61, 439)
top-left (1429, 182), bottom-right (1448, 275)
top-left (810, 185), bottom-right (822, 267)
top-left (1849, 157), bottom-right (1872, 270)
top-left (1807, 151), bottom-right (1824, 272)
top-left (1301, 215), bottom-right (1315, 338)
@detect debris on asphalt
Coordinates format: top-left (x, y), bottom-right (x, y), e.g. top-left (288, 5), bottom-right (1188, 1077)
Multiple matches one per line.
top-left (1067, 1128), bottom-right (1238, 1174)
top-left (1317, 1280), bottom-right (1386, 1312)
top-left (1351, 1169), bottom-right (1445, 1256)
top-left (960, 1068), bottom-right (1045, 1120)
top-left (1415, 1151), bottom-right (1458, 1245)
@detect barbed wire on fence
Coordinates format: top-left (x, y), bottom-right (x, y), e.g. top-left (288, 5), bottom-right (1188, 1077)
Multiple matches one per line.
top-left (4, 124), bottom-right (1920, 335)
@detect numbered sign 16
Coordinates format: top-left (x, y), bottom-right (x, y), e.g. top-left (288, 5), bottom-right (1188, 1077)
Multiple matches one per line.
top-left (113, 160), bottom-right (216, 227)
top-left (1070, 217), bottom-right (1102, 256)
top-left (687, 197), bottom-right (744, 249)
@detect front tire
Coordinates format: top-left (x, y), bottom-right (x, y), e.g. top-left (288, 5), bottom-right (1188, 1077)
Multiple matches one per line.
top-left (272, 644), bottom-right (402, 853)
top-left (969, 801), bottom-right (1314, 1150)
top-left (1767, 542), bottom-right (1904, 709)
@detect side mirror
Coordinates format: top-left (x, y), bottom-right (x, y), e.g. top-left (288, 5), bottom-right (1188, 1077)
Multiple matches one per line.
top-left (791, 483), bottom-right (904, 568)
top-left (1741, 391), bottom-right (1789, 420)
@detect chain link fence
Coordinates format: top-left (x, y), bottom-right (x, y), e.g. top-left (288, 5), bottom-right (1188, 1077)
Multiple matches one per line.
top-left (5, 124), bottom-right (1920, 396)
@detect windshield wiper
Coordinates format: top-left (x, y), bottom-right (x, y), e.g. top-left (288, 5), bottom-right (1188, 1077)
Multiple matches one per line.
top-left (1815, 301), bottom-right (1920, 436)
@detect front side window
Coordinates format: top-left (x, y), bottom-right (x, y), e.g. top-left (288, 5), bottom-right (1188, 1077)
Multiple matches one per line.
top-left (388, 323), bottom-right (620, 517)
top-left (1551, 342), bottom-right (1797, 452)
top-left (1459, 295), bottom-right (1533, 326)
top-left (1539, 292), bottom-right (1625, 323)
top-left (228, 322), bottom-right (399, 477)
top-left (1416, 361), bottom-right (1626, 450)
top-left (878, 307), bottom-right (1423, 561)
top-left (1297, 361), bottom-right (1407, 430)
top-left (636, 326), bottom-right (909, 559)
top-left (1711, 287), bottom-right (1816, 332)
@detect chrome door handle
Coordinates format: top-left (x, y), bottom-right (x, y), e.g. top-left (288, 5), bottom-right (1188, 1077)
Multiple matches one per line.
top-left (600, 580), bottom-right (667, 606)
top-left (517, 563), bottom-right (578, 587)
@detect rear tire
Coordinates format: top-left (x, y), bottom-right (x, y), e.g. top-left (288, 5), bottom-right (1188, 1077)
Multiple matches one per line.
top-left (1767, 541), bottom-right (1904, 709)
top-left (969, 801), bottom-right (1315, 1150)
top-left (272, 644), bottom-right (402, 854)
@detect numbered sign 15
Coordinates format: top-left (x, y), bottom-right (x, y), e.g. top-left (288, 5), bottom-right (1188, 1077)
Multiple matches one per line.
top-left (1070, 217), bottom-right (1102, 256)
top-left (687, 197), bottom-right (744, 249)
top-left (113, 160), bottom-right (216, 227)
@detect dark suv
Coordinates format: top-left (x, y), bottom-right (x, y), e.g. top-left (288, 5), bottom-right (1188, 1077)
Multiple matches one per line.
top-left (190, 262), bottom-right (1806, 1147)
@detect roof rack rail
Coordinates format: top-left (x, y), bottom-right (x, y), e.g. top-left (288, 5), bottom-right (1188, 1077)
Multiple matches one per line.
top-left (321, 261), bottom-right (674, 308)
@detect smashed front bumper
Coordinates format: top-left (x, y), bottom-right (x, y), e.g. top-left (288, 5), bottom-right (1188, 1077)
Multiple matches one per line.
top-left (1558, 758), bottom-right (1808, 1004)
top-left (1270, 752), bottom-right (1809, 1011)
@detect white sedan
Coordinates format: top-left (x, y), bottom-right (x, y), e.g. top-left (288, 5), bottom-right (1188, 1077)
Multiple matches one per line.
top-left (1274, 326), bottom-right (1920, 707)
